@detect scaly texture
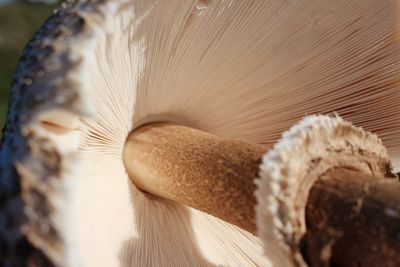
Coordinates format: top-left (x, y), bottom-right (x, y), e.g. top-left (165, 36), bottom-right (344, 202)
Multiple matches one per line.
top-left (0, 0), bottom-right (127, 266)
top-left (256, 115), bottom-right (393, 267)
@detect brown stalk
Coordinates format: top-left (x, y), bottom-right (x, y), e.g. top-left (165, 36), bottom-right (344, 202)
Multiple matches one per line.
top-left (303, 168), bottom-right (400, 267)
top-left (123, 123), bottom-right (265, 234)
top-left (123, 123), bottom-right (400, 266)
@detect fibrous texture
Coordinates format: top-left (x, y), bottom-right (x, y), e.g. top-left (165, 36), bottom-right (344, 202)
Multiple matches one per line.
top-left (256, 115), bottom-right (392, 267)
top-left (0, 0), bottom-right (400, 266)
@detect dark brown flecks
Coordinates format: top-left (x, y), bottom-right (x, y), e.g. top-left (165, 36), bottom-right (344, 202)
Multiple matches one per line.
top-left (303, 168), bottom-right (400, 267)
top-left (0, 0), bottom-right (116, 266)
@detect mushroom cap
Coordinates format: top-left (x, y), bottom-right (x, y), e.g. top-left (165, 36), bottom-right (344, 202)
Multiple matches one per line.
top-left (1, 0), bottom-right (400, 266)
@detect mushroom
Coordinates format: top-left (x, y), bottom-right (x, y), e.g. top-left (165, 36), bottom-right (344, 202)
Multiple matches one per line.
top-left (1, 0), bottom-right (400, 267)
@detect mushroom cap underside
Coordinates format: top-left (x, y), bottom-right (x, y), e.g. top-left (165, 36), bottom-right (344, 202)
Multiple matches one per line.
top-left (1, 0), bottom-right (400, 266)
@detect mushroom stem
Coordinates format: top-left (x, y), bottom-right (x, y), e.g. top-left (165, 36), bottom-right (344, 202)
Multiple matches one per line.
top-left (123, 123), bottom-right (266, 233)
top-left (123, 122), bottom-right (400, 267)
top-left (302, 168), bottom-right (400, 267)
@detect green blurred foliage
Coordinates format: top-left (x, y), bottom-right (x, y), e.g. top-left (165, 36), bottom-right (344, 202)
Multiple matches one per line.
top-left (0, 2), bottom-right (57, 130)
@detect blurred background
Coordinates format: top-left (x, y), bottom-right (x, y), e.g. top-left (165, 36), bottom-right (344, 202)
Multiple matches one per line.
top-left (0, 0), bottom-right (59, 130)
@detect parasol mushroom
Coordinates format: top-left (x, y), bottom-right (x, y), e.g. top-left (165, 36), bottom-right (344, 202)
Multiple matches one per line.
top-left (1, 0), bottom-right (400, 267)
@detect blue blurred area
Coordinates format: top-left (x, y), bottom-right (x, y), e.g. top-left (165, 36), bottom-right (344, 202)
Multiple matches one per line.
top-left (0, 0), bottom-right (58, 7)
top-left (0, 0), bottom-right (14, 7)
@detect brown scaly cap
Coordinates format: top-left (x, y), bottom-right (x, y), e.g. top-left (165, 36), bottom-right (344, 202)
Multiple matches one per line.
top-left (255, 115), bottom-right (393, 267)
top-left (0, 0), bottom-right (127, 266)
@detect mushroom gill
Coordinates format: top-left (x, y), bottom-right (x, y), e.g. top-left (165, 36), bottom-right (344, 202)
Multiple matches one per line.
top-left (1, 0), bottom-right (400, 266)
